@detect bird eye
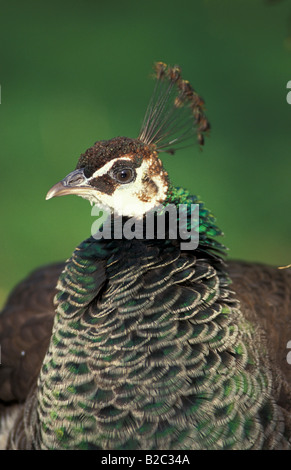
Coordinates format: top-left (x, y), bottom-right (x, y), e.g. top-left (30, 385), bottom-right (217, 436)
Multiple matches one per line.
top-left (113, 168), bottom-right (134, 184)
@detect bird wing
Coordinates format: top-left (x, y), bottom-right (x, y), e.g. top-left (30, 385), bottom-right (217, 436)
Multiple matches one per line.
top-left (0, 262), bottom-right (65, 404)
top-left (227, 260), bottom-right (291, 389)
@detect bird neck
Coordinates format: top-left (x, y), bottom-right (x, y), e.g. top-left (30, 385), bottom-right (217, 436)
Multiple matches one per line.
top-left (91, 186), bottom-right (227, 258)
top-left (165, 185), bottom-right (226, 256)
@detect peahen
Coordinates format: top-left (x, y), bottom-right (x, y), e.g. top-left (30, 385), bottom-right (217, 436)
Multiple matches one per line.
top-left (0, 62), bottom-right (291, 450)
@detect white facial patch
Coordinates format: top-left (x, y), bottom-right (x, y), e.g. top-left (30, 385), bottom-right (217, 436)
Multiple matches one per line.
top-left (87, 158), bottom-right (168, 218)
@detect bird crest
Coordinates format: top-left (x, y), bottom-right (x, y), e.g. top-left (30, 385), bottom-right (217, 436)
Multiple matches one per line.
top-left (138, 61), bottom-right (210, 153)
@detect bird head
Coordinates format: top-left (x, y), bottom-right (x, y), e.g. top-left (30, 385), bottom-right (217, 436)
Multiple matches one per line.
top-left (46, 62), bottom-right (210, 218)
top-left (46, 137), bottom-right (169, 217)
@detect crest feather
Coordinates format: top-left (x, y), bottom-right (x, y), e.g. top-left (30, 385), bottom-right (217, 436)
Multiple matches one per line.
top-left (138, 62), bottom-right (210, 154)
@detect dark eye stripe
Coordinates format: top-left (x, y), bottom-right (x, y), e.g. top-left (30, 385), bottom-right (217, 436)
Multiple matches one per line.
top-left (89, 174), bottom-right (117, 195)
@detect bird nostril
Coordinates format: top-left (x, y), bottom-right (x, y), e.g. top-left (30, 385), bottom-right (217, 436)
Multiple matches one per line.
top-left (65, 171), bottom-right (86, 186)
top-left (68, 176), bottom-right (83, 185)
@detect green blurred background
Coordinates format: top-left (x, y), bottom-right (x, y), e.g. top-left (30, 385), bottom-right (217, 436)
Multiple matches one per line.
top-left (0, 0), bottom-right (290, 307)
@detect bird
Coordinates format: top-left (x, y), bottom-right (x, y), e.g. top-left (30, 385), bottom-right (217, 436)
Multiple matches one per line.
top-left (0, 62), bottom-right (291, 450)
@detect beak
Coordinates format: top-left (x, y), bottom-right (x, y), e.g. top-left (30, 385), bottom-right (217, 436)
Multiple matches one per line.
top-left (46, 169), bottom-right (91, 200)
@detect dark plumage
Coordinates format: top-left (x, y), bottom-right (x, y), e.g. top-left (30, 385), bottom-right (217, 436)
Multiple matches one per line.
top-left (0, 63), bottom-right (290, 450)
